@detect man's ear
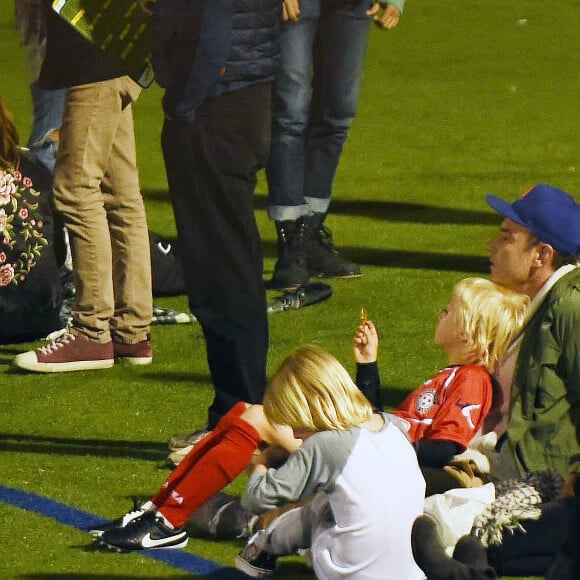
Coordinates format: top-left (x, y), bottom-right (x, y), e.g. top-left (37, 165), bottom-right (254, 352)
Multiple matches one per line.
top-left (538, 243), bottom-right (555, 267)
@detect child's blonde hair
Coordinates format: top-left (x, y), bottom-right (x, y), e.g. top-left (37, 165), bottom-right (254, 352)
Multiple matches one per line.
top-left (263, 345), bottom-right (373, 432)
top-left (453, 277), bottom-right (529, 371)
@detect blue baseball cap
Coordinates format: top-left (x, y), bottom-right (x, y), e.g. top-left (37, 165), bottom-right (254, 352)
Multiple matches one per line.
top-left (486, 184), bottom-right (580, 257)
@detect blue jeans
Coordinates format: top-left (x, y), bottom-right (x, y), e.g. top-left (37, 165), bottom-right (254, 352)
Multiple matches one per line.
top-left (28, 82), bottom-right (66, 173)
top-left (266, 0), bottom-right (372, 221)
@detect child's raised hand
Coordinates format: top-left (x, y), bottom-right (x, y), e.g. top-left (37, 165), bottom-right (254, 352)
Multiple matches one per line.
top-left (353, 320), bottom-right (379, 364)
top-left (282, 0), bottom-right (300, 21)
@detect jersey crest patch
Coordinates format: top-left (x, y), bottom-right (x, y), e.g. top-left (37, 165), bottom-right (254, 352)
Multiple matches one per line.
top-left (415, 389), bottom-right (439, 414)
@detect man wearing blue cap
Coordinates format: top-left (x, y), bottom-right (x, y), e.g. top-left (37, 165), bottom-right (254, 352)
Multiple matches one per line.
top-left (411, 184), bottom-right (580, 580)
top-left (481, 184), bottom-right (580, 578)
top-left (485, 183), bottom-right (580, 482)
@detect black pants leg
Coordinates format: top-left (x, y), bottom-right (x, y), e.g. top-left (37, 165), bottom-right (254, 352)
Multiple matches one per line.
top-left (161, 83), bottom-right (271, 427)
top-left (487, 496), bottom-right (576, 577)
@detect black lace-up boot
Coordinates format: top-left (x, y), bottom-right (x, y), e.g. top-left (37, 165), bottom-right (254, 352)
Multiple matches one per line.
top-left (269, 218), bottom-right (310, 290)
top-left (307, 212), bottom-right (361, 279)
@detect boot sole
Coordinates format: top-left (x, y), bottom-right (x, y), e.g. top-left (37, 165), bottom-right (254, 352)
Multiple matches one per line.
top-left (310, 272), bottom-right (362, 280)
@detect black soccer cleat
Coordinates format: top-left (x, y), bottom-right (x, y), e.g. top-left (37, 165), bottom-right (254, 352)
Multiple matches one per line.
top-left (98, 510), bottom-right (188, 551)
top-left (88, 501), bottom-right (148, 539)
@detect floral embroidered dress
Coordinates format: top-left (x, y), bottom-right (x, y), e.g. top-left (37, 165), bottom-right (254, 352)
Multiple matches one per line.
top-left (0, 151), bottom-right (63, 342)
top-left (0, 165), bottom-right (48, 286)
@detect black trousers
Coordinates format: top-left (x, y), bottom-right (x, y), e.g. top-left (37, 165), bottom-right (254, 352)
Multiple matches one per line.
top-left (487, 496), bottom-right (577, 577)
top-left (161, 83), bottom-right (272, 428)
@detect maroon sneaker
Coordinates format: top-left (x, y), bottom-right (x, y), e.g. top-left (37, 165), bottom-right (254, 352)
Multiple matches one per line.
top-left (13, 331), bottom-right (114, 373)
top-left (113, 336), bottom-right (152, 365)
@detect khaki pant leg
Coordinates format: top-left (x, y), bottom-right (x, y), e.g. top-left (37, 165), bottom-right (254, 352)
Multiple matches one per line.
top-left (102, 77), bottom-right (151, 342)
top-left (53, 77), bottom-right (150, 341)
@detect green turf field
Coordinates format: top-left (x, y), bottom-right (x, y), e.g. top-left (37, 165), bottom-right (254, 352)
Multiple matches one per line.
top-left (1, 0), bottom-right (578, 578)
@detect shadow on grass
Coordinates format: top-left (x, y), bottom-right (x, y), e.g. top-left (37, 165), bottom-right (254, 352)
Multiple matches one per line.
top-left (259, 196), bottom-right (500, 226)
top-left (147, 191), bottom-right (492, 273)
top-left (0, 433), bottom-right (167, 462)
top-left (19, 572), bottom-right (247, 580)
top-left (261, 244), bottom-right (489, 274)
top-left (19, 562), bottom-right (312, 579)
top-left (293, 245), bottom-right (489, 274)
top-left (144, 190), bottom-right (499, 227)
top-left (0, 359), bottom-right (212, 387)
top-left (146, 230), bottom-right (489, 275)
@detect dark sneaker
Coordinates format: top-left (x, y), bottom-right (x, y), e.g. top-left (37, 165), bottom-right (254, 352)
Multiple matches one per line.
top-left (167, 427), bottom-right (212, 466)
top-left (89, 503), bottom-right (149, 538)
top-left (168, 427), bottom-right (211, 452)
top-left (452, 534), bottom-right (490, 568)
top-left (307, 223), bottom-right (361, 279)
top-left (411, 515), bottom-right (451, 579)
top-left (411, 515), bottom-right (495, 580)
top-left (13, 331), bottom-right (114, 373)
top-left (152, 306), bottom-right (194, 325)
top-left (235, 529), bottom-right (278, 577)
top-left (113, 335), bottom-right (153, 365)
top-left (167, 445), bottom-right (194, 467)
top-left (98, 511), bottom-right (188, 551)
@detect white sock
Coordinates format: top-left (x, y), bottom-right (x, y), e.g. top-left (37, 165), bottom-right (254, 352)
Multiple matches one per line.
top-left (156, 510), bottom-right (175, 529)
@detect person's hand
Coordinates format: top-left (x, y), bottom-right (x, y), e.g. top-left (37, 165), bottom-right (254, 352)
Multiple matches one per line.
top-left (366, 2), bottom-right (401, 30)
top-left (259, 444), bottom-right (291, 469)
top-left (353, 320), bottom-right (379, 364)
top-left (248, 444), bottom-right (290, 475)
top-left (283, 0), bottom-right (300, 21)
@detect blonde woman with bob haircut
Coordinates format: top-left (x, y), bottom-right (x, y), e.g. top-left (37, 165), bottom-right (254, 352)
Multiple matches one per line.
top-left (264, 345), bottom-right (373, 432)
top-left (236, 345), bottom-right (426, 580)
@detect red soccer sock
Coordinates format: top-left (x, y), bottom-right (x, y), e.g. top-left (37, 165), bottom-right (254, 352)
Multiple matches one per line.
top-left (151, 401), bottom-right (247, 506)
top-left (151, 402), bottom-right (248, 508)
top-left (151, 412), bottom-right (261, 528)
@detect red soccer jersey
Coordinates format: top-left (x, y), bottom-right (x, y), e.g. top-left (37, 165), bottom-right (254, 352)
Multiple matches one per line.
top-left (392, 365), bottom-right (493, 451)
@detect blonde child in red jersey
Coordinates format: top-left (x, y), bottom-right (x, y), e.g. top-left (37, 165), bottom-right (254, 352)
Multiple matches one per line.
top-left (354, 277), bottom-right (529, 494)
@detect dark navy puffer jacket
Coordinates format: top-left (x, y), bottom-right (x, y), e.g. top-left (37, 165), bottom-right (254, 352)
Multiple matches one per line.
top-left (152, 0), bottom-right (281, 124)
top-left (224, 0), bottom-right (281, 89)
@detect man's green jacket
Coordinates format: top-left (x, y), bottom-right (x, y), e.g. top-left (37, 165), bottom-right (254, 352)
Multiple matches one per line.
top-left (507, 267), bottom-right (580, 479)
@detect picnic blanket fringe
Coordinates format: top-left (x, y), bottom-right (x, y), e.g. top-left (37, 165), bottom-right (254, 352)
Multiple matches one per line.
top-left (471, 469), bottom-right (565, 547)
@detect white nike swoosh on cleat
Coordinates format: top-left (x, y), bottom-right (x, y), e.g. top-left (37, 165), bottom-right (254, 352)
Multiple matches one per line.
top-left (140, 531), bottom-right (187, 549)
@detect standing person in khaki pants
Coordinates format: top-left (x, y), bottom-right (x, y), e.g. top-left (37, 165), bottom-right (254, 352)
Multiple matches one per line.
top-left (14, 2), bottom-right (152, 372)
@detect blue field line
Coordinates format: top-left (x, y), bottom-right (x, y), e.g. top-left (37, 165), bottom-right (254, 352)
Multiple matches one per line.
top-left (0, 484), bottom-right (245, 578)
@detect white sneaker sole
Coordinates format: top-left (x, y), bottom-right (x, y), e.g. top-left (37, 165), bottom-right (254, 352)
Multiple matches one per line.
top-left (99, 536), bottom-right (189, 552)
top-left (13, 352), bottom-right (114, 373)
top-left (115, 356), bottom-right (153, 366)
top-left (235, 555), bottom-right (274, 577)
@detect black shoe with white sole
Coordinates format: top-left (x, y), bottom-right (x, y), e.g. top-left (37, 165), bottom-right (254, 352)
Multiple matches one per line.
top-left (235, 529), bottom-right (278, 577)
top-left (98, 510), bottom-right (188, 551)
top-left (88, 501), bottom-right (148, 538)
